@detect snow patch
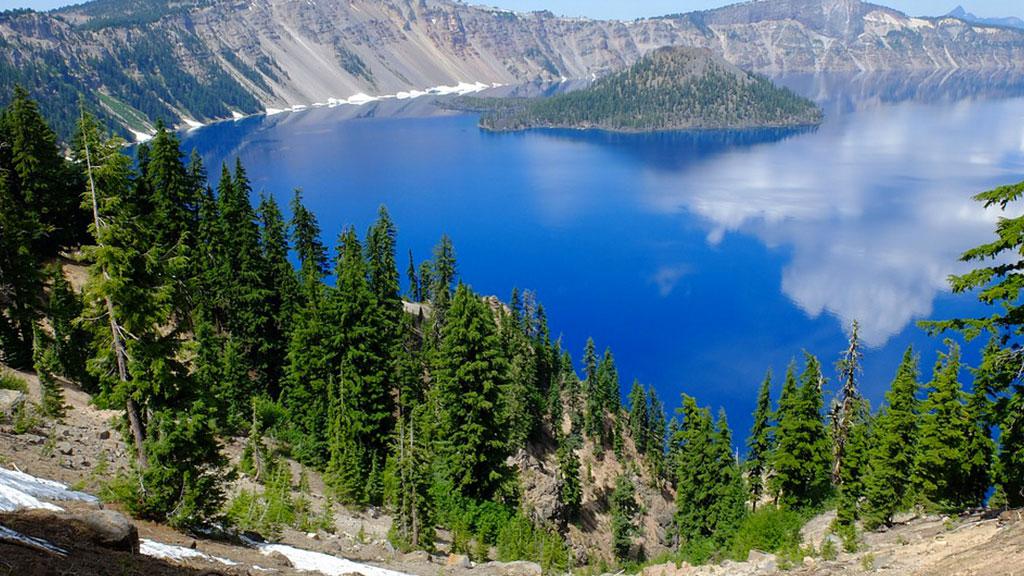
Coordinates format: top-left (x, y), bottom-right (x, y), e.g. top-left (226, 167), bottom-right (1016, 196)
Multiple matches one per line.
top-left (0, 468), bottom-right (98, 512)
top-left (0, 525), bottom-right (67, 555)
top-left (346, 92), bottom-right (379, 105)
top-left (231, 110), bottom-right (246, 120)
top-left (140, 539), bottom-right (238, 566)
top-left (132, 130), bottom-right (154, 143)
top-left (265, 107), bottom-right (286, 116)
top-left (181, 117), bottom-right (204, 130)
top-left (257, 543), bottom-right (413, 576)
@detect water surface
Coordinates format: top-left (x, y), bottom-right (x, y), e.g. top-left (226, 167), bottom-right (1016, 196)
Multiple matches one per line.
top-left (181, 72), bottom-right (1024, 436)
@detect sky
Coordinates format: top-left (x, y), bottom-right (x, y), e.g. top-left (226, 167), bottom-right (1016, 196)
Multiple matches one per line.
top-left (0, 0), bottom-right (1021, 18)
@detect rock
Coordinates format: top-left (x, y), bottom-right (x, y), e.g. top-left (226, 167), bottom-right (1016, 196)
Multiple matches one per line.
top-left (98, 430), bottom-right (111, 440)
top-left (265, 550), bottom-right (293, 568)
top-left (641, 561), bottom-right (692, 576)
top-left (69, 509), bottom-right (139, 553)
top-left (402, 550), bottom-right (432, 563)
top-left (57, 443), bottom-right (74, 456)
top-left (446, 553), bottom-right (471, 568)
top-left (802, 556), bottom-right (816, 567)
top-left (475, 560), bottom-right (543, 576)
top-left (0, 389), bottom-right (26, 416)
top-left (306, 532), bottom-right (319, 540)
top-left (746, 549), bottom-right (777, 573)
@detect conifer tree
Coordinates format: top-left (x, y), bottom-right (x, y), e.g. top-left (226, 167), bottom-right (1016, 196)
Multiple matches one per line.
top-left (772, 353), bottom-right (831, 509)
top-left (583, 338), bottom-right (603, 441)
top-left (746, 370), bottom-right (774, 510)
top-left (598, 348), bottom-right (621, 414)
top-left (431, 283), bottom-right (509, 498)
top-left (327, 227), bottom-right (395, 505)
top-left (499, 306), bottom-right (539, 449)
top-left (407, 249), bottom-right (420, 302)
top-left (674, 395), bottom-right (717, 543)
top-left (646, 386), bottom-right (667, 478)
top-left (45, 264), bottom-right (89, 385)
top-left (429, 235), bottom-right (457, 333)
top-left (628, 380), bottom-right (649, 455)
top-left (913, 341), bottom-right (979, 510)
top-left (611, 474), bottom-right (641, 562)
top-left (711, 409), bottom-right (747, 544)
top-left (290, 189), bottom-right (328, 291)
top-left (556, 433), bottom-right (582, 523)
top-left (145, 125), bottom-right (196, 249)
top-left (32, 324), bottom-right (65, 418)
top-left (258, 193), bottom-right (299, 398)
top-left (832, 321), bottom-right (863, 485)
top-left (862, 348), bottom-right (920, 529)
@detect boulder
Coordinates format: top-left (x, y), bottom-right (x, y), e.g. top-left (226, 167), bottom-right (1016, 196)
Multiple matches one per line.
top-left (475, 560), bottom-right (543, 576)
top-left (401, 550), bottom-right (432, 564)
top-left (0, 389), bottom-right (26, 416)
top-left (69, 509), bottom-right (139, 553)
top-left (746, 549), bottom-right (777, 573)
top-left (641, 561), bottom-right (693, 576)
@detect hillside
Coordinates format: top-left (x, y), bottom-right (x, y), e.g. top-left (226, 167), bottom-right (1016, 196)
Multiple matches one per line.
top-left (478, 47), bottom-right (822, 132)
top-left (2, 0), bottom-right (1024, 138)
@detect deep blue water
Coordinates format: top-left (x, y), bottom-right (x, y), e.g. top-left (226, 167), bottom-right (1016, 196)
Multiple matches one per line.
top-left (180, 72), bottom-right (1024, 439)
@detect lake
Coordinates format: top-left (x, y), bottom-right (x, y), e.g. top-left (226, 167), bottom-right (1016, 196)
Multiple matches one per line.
top-left (180, 70), bottom-right (1024, 437)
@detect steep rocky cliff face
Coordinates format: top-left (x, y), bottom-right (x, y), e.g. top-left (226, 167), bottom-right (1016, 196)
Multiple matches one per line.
top-left (2, 0), bottom-right (1023, 135)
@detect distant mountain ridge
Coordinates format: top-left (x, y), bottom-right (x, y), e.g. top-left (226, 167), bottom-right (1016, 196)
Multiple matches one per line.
top-left (947, 5), bottom-right (1024, 30)
top-left (1, 0), bottom-right (1023, 138)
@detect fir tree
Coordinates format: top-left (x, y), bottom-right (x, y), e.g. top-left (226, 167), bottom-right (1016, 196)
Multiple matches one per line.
top-left (407, 249), bottom-right (420, 302)
top-left (431, 283), bottom-right (509, 498)
top-left (772, 353), bottom-right (831, 509)
top-left (710, 409), bottom-right (747, 544)
top-left (610, 474), bottom-right (641, 562)
top-left (628, 380), bottom-right (649, 455)
top-left (258, 193), bottom-right (299, 399)
top-left (674, 395), bottom-right (717, 543)
top-left (583, 338), bottom-right (602, 441)
top-left (913, 341), bottom-right (979, 510)
top-left (429, 235), bottom-right (457, 333)
top-left (556, 433), bottom-right (582, 523)
top-left (862, 348), bottom-right (920, 529)
top-left (831, 321), bottom-right (863, 485)
top-left (746, 370), bottom-right (774, 510)
top-left (290, 189), bottom-right (328, 290)
top-left (646, 386), bottom-right (667, 479)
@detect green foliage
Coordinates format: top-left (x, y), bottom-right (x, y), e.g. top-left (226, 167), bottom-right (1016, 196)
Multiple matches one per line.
top-left (862, 348), bottom-right (920, 529)
top-left (746, 370), bottom-right (774, 509)
top-left (771, 354), bottom-right (832, 510)
top-left (913, 341), bottom-right (985, 510)
top-left (556, 433), bottom-right (582, 522)
top-left (727, 505), bottom-right (806, 561)
top-left (431, 283), bottom-right (509, 499)
top-left (32, 325), bottom-right (65, 418)
top-left (611, 474), bottom-right (642, 561)
top-left (496, 513), bottom-right (570, 573)
top-left (0, 370), bottom-right (27, 392)
top-left (480, 47), bottom-right (821, 132)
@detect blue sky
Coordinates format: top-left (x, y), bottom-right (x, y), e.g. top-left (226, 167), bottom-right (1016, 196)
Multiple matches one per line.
top-left (0, 0), bottom-right (1021, 18)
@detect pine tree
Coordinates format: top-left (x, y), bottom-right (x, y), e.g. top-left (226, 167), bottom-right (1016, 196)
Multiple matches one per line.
top-left (290, 189), bottom-right (328, 291)
top-left (556, 433), bottom-right (582, 523)
top-left (772, 353), bottom-right (831, 509)
top-left (407, 249), bottom-right (420, 302)
top-left (646, 386), bottom-right (667, 479)
top-left (746, 370), bottom-right (774, 510)
top-left (429, 235), bottom-right (457, 333)
top-left (833, 397), bottom-right (871, 549)
top-left (862, 348), bottom-right (920, 529)
top-left (711, 409), bottom-right (747, 545)
top-left (499, 306), bottom-right (539, 449)
top-left (598, 348), bottom-right (621, 414)
top-left (431, 283), bottom-right (508, 498)
top-left (258, 193), bottom-right (299, 398)
top-left (45, 264), bottom-right (89, 385)
top-left (327, 227), bottom-right (394, 505)
top-left (32, 324), bottom-right (65, 418)
top-left (583, 338), bottom-right (603, 441)
top-left (831, 321), bottom-right (863, 485)
top-left (628, 380), bottom-right (649, 455)
top-left (77, 111), bottom-right (226, 527)
top-left (674, 395), bottom-right (717, 543)
top-left (913, 341), bottom-right (979, 510)
top-left (610, 474), bottom-right (641, 562)
top-left (145, 125), bottom-right (196, 249)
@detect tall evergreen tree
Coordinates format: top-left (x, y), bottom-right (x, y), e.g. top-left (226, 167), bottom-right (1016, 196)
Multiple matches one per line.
top-left (258, 193), bottom-right (299, 398)
top-left (746, 370), bottom-right (774, 510)
top-left (862, 348), bottom-right (920, 529)
top-left (772, 353), bottom-right (831, 509)
top-left (831, 321), bottom-right (864, 485)
top-left (431, 283), bottom-right (508, 498)
top-left (646, 386), bottom-right (667, 478)
top-left (674, 395), bottom-right (717, 544)
top-left (628, 380), bottom-right (649, 455)
top-left (556, 433), bottom-right (582, 523)
top-left (610, 474), bottom-right (641, 562)
top-left (407, 249), bottom-right (420, 302)
top-left (582, 338), bottom-right (603, 441)
top-left (290, 189), bottom-right (328, 291)
top-left (429, 235), bottom-right (457, 333)
top-left (711, 409), bottom-right (747, 545)
top-left (913, 341), bottom-right (979, 510)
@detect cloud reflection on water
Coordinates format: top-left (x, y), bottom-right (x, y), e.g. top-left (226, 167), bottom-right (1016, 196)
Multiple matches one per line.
top-left (641, 96), bottom-right (1024, 347)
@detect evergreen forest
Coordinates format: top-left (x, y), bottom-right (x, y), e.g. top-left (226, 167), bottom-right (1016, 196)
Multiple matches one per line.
top-left (1, 87), bottom-right (1023, 571)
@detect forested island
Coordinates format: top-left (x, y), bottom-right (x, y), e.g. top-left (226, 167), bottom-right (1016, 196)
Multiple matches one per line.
top-left (1, 87), bottom-right (1023, 574)
top-left (478, 47), bottom-right (823, 133)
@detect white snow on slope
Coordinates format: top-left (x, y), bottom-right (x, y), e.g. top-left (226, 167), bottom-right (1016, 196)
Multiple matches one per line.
top-left (0, 468), bottom-right (98, 512)
top-left (140, 539), bottom-right (238, 566)
top-left (257, 543), bottom-right (413, 576)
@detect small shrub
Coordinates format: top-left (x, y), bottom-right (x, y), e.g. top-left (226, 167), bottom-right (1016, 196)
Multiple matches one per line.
top-left (728, 505), bottom-right (806, 560)
top-left (860, 552), bottom-right (876, 571)
top-left (12, 401), bottom-right (41, 434)
top-left (0, 370), bottom-right (27, 392)
top-left (819, 538), bottom-right (837, 561)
